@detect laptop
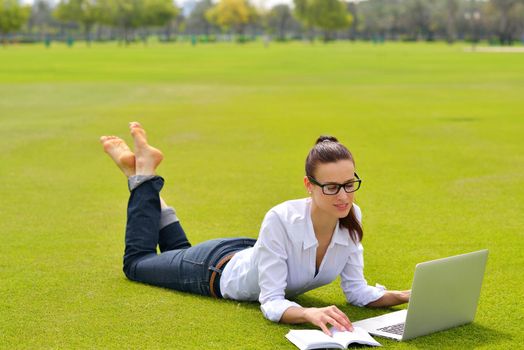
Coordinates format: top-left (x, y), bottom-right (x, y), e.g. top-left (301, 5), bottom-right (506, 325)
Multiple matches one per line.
top-left (352, 249), bottom-right (488, 341)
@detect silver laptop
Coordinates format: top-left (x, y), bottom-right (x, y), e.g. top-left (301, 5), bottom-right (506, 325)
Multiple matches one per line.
top-left (353, 249), bottom-right (488, 341)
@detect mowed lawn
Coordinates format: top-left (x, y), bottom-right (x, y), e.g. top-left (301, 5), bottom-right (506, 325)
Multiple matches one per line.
top-left (0, 41), bottom-right (523, 349)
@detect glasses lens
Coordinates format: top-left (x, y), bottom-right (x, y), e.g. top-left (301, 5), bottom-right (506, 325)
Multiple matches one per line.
top-left (344, 181), bottom-right (360, 193)
top-left (323, 184), bottom-right (340, 195)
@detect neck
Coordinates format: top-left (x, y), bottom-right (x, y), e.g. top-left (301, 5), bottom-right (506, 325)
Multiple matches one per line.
top-left (310, 202), bottom-right (338, 237)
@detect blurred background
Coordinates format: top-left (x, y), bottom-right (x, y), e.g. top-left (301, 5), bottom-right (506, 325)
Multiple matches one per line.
top-left (1, 0), bottom-right (523, 46)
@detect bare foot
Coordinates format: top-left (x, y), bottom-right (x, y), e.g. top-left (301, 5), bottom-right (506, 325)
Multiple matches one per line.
top-left (100, 136), bottom-right (136, 177)
top-left (129, 122), bottom-right (163, 175)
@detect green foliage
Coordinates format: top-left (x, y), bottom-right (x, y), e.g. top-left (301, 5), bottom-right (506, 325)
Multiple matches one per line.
top-left (309, 0), bottom-right (352, 31)
top-left (106, 0), bottom-right (144, 30)
top-left (265, 4), bottom-right (296, 40)
top-left (293, 0), bottom-right (352, 40)
top-left (186, 0), bottom-right (216, 35)
top-left (485, 0), bottom-right (524, 44)
top-left (205, 0), bottom-right (257, 35)
top-left (0, 0), bottom-right (30, 36)
top-left (54, 0), bottom-right (101, 41)
top-left (141, 0), bottom-right (178, 27)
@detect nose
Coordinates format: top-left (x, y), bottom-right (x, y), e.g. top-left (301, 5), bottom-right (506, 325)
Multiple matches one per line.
top-left (336, 188), bottom-right (350, 201)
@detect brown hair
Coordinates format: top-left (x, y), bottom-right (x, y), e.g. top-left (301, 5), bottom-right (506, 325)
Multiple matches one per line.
top-left (305, 136), bottom-right (363, 243)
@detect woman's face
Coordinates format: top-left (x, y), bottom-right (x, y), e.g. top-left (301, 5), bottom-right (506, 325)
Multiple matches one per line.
top-left (304, 160), bottom-right (356, 219)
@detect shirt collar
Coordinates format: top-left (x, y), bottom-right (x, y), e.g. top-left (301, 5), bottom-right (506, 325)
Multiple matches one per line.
top-left (302, 199), bottom-right (352, 250)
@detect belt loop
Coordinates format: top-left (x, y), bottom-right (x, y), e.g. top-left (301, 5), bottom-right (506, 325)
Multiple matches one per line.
top-left (209, 253), bottom-right (235, 299)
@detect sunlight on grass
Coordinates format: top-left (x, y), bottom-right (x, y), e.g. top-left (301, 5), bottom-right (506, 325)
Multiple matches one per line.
top-left (0, 42), bottom-right (522, 349)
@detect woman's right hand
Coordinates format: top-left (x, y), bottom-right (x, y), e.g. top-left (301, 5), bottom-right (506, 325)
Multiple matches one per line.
top-left (303, 305), bottom-right (353, 336)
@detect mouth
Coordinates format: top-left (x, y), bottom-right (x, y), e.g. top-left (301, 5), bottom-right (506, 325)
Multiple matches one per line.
top-left (334, 203), bottom-right (350, 211)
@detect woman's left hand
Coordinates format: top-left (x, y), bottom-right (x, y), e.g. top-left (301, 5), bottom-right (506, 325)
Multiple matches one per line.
top-left (366, 290), bottom-right (411, 307)
top-left (395, 290), bottom-right (411, 303)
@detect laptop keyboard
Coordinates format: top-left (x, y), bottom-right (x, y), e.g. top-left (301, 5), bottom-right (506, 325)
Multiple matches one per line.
top-left (377, 323), bottom-right (405, 335)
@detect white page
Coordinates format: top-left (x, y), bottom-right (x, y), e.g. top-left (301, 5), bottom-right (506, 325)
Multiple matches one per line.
top-left (286, 327), bottom-right (381, 350)
top-left (331, 327), bottom-right (382, 347)
top-left (286, 330), bottom-right (343, 350)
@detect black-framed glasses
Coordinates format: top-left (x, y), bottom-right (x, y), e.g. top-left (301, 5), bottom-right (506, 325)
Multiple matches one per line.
top-left (307, 173), bottom-right (362, 195)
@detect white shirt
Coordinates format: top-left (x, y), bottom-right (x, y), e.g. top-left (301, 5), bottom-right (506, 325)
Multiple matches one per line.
top-left (220, 198), bottom-right (385, 322)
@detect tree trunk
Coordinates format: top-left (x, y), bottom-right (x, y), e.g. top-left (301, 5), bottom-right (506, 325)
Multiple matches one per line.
top-left (85, 24), bottom-right (92, 46)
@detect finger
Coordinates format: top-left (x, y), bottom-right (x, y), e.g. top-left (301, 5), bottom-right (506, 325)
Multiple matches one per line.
top-left (333, 306), bottom-right (353, 331)
top-left (325, 316), bottom-right (346, 333)
top-left (319, 322), bottom-right (332, 337)
top-left (328, 307), bottom-right (353, 331)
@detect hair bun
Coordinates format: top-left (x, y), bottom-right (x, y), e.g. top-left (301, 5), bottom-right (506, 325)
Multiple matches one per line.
top-left (315, 135), bottom-right (339, 144)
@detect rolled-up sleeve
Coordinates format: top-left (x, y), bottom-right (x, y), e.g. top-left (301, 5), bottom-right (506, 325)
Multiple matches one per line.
top-left (340, 243), bottom-right (386, 306)
top-left (255, 211), bottom-right (301, 322)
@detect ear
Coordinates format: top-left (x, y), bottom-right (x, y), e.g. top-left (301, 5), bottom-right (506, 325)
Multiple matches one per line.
top-left (303, 176), bottom-right (313, 194)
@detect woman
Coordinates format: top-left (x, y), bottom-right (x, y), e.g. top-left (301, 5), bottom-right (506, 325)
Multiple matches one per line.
top-left (100, 122), bottom-right (410, 336)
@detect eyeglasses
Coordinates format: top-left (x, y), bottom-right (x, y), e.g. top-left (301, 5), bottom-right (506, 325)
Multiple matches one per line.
top-left (307, 173), bottom-right (362, 195)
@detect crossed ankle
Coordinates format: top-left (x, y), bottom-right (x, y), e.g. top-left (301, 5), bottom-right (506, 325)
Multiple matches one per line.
top-left (128, 175), bottom-right (158, 191)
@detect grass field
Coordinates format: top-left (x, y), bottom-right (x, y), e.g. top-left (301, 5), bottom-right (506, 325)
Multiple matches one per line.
top-left (0, 41), bottom-right (523, 349)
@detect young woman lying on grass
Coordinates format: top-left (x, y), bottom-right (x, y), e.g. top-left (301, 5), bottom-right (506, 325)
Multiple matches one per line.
top-left (100, 122), bottom-right (410, 336)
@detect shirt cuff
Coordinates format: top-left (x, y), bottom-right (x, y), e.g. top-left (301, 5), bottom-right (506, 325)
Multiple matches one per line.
top-left (128, 175), bottom-right (158, 191)
top-left (260, 299), bottom-right (301, 322)
top-left (357, 284), bottom-right (387, 307)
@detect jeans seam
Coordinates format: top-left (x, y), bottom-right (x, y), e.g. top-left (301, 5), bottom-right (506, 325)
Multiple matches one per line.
top-left (182, 258), bottom-right (205, 265)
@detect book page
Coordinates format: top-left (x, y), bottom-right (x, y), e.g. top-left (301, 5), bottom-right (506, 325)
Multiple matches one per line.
top-left (286, 330), bottom-right (343, 350)
top-left (331, 327), bottom-right (382, 347)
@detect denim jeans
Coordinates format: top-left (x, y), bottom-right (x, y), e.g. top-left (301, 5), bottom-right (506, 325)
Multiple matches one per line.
top-left (123, 176), bottom-right (256, 297)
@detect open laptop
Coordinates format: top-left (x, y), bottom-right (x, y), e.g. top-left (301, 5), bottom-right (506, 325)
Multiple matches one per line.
top-left (352, 249), bottom-right (488, 341)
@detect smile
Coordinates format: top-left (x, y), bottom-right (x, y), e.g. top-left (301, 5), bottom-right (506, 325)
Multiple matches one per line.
top-left (334, 203), bottom-right (349, 211)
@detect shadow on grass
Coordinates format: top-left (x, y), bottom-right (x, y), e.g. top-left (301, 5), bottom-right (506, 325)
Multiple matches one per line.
top-left (290, 294), bottom-right (510, 348)
top-left (406, 323), bottom-right (511, 349)
top-left (126, 281), bottom-right (510, 348)
top-left (294, 293), bottom-right (403, 323)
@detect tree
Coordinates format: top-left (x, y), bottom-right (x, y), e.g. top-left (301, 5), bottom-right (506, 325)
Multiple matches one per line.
top-left (141, 0), bottom-right (178, 43)
top-left (101, 0), bottom-right (144, 43)
top-left (141, 0), bottom-right (178, 28)
top-left (28, 0), bottom-right (56, 41)
top-left (293, 0), bottom-right (352, 41)
top-left (486, 0), bottom-right (524, 45)
top-left (0, 0), bottom-right (30, 44)
top-left (265, 4), bottom-right (297, 41)
top-left (54, 0), bottom-right (101, 44)
top-left (186, 0), bottom-right (216, 36)
top-left (205, 0), bottom-right (257, 36)
top-left (444, 0), bottom-right (460, 43)
top-left (346, 1), bottom-right (359, 40)
top-left (358, 0), bottom-right (401, 40)
top-left (401, 0), bottom-right (438, 41)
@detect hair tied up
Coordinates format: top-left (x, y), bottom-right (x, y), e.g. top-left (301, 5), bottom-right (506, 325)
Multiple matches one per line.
top-left (315, 135), bottom-right (339, 144)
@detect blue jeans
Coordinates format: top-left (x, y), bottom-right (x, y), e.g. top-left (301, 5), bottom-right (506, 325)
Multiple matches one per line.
top-left (123, 176), bottom-right (256, 297)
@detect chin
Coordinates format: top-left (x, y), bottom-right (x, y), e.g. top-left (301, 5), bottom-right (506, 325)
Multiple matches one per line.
top-left (333, 208), bottom-right (351, 219)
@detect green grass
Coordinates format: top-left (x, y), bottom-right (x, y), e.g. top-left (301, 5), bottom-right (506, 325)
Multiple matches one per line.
top-left (0, 41), bottom-right (523, 349)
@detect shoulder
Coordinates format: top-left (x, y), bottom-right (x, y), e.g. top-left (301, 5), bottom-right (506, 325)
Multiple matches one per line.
top-left (259, 198), bottom-right (310, 241)
top-left (265, 198), bottom-right (310, 225)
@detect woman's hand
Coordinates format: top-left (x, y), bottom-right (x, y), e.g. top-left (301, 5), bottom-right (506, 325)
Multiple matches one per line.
top-left (303, 305), bottom-right (353, 336)
top-left (396, 290), bottom-right (411, 303)
top-left (366, 290), bottom-right (411, 307)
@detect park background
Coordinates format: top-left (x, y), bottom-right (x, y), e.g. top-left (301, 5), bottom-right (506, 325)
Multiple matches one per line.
top-left (1, 0), bottom-right (524, 349)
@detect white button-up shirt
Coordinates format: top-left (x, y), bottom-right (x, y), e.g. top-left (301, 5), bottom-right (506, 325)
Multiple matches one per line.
top-left (220, 198), bottom-right (385, 322)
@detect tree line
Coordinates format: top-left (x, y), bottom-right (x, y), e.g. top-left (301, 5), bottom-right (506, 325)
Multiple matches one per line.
top-left (1, 0), bottom-right (523, 45)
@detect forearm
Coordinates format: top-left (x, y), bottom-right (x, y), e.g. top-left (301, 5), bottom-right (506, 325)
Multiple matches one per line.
top-left (366, 290), bottom-right (410, 308)
top-left (280, 306), bottom-right (309, 324)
